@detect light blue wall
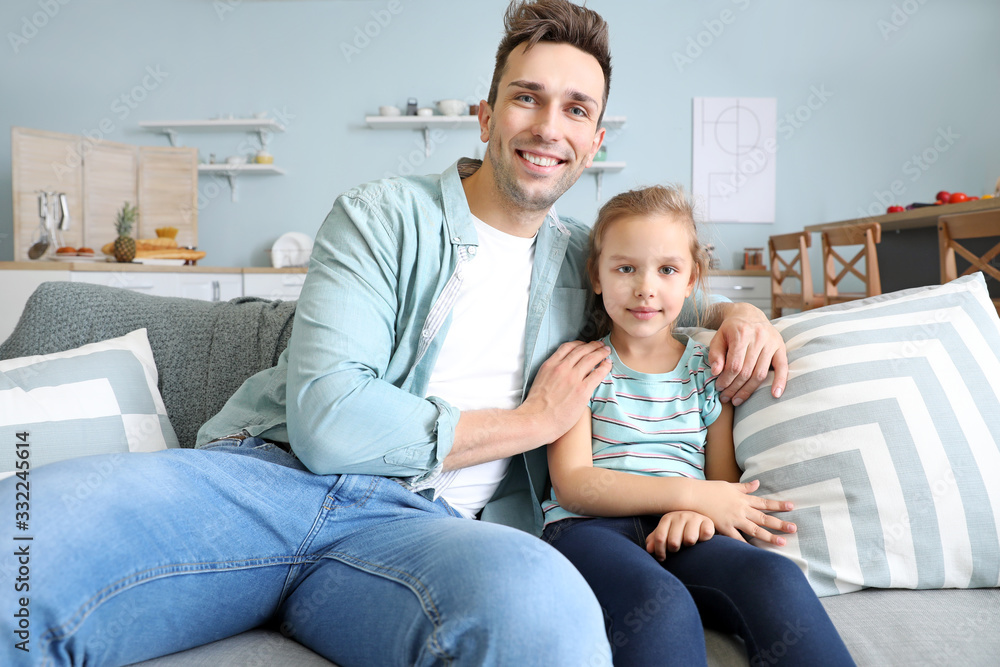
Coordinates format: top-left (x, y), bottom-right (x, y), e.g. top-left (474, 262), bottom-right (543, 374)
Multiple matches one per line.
top-left (2, 0), bottom-right (998, 268)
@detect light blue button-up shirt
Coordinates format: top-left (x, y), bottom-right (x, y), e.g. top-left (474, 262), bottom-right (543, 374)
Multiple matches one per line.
top-left (198, 158), bottom-right (723, 535)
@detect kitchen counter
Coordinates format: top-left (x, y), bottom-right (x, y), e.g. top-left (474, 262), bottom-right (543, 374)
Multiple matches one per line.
top-left (804, 196), bottom-right (1000, 233)
top-left (0, 261), bottom-right (306, 274)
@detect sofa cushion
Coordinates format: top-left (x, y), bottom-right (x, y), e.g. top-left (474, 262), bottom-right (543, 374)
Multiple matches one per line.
top-left (124, 589), bottom-right (1000, 666)
top-left (0, 328), bottom-right (178, 477)
top-left (733, 273), bottom-right (1000, 595)
top-left (820, 588), bottom-right (1000, 666)
top-left (127, 628), bottom-right (337, 667)
top-left (0, 281), bottom-right (297, 448)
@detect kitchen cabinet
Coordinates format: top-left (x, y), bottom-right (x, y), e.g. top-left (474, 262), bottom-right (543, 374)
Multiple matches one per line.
top-left (0, 263), bottom-right (306, 344)
top-left (71, 270), bottom-right (243, 302)
top-left (243, 271), bottom-right (306, 300)
top-left (707, 270), bottom-right (770, 313)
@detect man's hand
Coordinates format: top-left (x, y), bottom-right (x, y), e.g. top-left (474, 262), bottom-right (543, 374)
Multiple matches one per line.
top-left (518, 340), bottom-right (611, 444)
top-left (645, 511), bottom-right (715, 561)
top-left (708, 302), bottom-right (788, 406)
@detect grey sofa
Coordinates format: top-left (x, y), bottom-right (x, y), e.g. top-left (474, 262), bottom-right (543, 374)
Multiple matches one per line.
top-left (3, 281), bottom-right (999, 666)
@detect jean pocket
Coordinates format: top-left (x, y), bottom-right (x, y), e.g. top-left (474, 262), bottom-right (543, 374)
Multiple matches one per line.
top-left (542, 517), bottom-right (579, 545)
top-left (200, 435), bottom-right (249, 450)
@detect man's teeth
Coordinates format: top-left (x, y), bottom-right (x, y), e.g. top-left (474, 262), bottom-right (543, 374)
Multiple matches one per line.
top-left (521, 152), bottom-right (560, 167)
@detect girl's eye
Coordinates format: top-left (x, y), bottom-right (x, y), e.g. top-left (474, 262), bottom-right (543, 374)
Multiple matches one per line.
top-left (616, 266), bottom-right (634, 274)
top-left (660, 266), bottom-right (677, 275)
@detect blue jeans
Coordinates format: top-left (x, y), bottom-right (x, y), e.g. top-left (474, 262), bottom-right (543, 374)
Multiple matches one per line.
top-left (543, 516), bottom-right (855, 667)
top-left (1, 438), bottom-right (611, 666)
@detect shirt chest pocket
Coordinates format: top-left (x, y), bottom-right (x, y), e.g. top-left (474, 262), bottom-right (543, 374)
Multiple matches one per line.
top-left (541, 287), bottom-right (589, 352)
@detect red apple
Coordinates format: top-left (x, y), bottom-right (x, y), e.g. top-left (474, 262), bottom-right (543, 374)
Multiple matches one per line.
top-left (886, 205), bottom-right (905, 213)
top-left (936, 191), bottom-right (951, 202)
top-left (949, 192), bottom-right (969, 204)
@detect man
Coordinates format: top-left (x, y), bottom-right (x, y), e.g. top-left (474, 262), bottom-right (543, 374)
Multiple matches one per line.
top-left (4, 2), bottom-right (787, 665)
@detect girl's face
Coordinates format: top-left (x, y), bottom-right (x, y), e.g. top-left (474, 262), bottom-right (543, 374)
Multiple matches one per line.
top-left (593, 213), bottom-right (697, 343)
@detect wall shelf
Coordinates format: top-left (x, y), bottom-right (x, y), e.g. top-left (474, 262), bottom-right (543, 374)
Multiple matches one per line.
top-left (140, 119), bottom-right (285, 149)
top-left (197, 163), bottom-right (286, 202)
top-left (141, 119), bottom-right (287, 203)
top-left (364, 113), bottom-right (627, 199)
top-left (364, 114), bottom-right (627, 156)
top-left (585, 161), bottom-right (626, 200)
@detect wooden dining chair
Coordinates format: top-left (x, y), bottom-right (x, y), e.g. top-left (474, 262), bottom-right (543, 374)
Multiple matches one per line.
top-left (769, 231), bottom-right (823, 318)
top-left (820, 222), bottom-right (882, 305)
top-left (938, 209), bottom-right (1000, 314)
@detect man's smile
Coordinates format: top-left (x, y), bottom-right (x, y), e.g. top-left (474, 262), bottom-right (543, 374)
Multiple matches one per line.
top-left (517, 149), bottom-right (567, 170)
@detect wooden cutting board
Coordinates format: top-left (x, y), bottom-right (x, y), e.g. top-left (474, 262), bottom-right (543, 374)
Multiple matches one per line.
top-left (11, 127), bottom-right (198, 261)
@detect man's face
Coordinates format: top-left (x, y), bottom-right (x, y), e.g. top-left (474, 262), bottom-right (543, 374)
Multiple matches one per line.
top-left (480, 41), bottom-right (606, 213)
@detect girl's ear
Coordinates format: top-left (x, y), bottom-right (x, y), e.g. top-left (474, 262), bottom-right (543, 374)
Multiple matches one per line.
top-left (685, 265), bottom-right (698, 298)
top-left (592, 273), bottom-right (602, 295)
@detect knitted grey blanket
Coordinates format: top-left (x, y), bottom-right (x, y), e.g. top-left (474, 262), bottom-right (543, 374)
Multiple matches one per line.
top-left (0, 281), bottom-right (296, 448)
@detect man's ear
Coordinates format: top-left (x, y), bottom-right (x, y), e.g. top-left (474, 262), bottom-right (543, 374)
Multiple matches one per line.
top-left (584, 126), bottom-right (606, 169)
top-left (478, 100), bottom-right (491, 143)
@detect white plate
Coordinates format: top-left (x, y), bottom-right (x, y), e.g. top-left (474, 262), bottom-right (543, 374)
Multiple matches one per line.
top-left (133, 258), bottom-right (187, 266)
top-left (270, 232), bottom-right (313, 268)
top-left (50, 254), bottom-right (104, 262)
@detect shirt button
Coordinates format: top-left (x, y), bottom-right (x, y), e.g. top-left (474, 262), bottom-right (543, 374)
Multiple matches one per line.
top-left (421, 328), bottom-right (432, 339)
top-left (468, 246), bottom-right (477, 256)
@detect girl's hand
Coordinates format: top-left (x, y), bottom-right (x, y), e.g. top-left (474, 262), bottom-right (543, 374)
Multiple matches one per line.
top-left (694, 479), bottom-right (796, 546)
top-left (645, 511), bottom-right (715, 561)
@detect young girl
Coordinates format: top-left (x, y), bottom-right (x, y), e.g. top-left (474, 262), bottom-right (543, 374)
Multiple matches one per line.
top-left (542, 186), bottom-right (854, 666)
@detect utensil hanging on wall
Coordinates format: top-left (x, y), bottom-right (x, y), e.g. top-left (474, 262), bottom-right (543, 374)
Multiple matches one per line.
top-left (27, 192), bottom-right (51, 259)
top-left (58, 193), bottom-right (70, 231)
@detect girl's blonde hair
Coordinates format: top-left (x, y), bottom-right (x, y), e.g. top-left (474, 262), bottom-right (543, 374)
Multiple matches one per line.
top-left (585, 184), bottom-right (710, 339)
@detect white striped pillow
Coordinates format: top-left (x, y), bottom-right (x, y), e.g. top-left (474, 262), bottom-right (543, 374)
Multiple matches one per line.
top-left (733, 273), bottom-right (1000, 596)
top-left (0, 329), bottom-right (178, 479)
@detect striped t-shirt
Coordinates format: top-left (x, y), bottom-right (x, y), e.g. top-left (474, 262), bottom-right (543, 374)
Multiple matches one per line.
top-left (542, 333), bottom-right (722, 525)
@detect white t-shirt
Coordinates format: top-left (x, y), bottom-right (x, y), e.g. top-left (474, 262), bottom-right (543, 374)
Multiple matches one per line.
top-left (427, 216), bottom-right (536, 518)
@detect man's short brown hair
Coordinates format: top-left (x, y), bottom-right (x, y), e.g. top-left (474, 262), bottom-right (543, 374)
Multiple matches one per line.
top-left (488, 0), bottom-right (612, 124)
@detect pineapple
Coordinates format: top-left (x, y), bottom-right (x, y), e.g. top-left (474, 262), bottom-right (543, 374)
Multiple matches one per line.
top-left (113, 202), bottom-right (138, 263)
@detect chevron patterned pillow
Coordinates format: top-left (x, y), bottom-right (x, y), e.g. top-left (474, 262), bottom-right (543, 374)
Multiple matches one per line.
top-left (733, 273), bottom-right (1000, 596)
top-left (0, 329), bottom-right (179, 480)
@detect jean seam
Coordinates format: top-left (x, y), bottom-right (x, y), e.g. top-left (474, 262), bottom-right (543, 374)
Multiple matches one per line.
top-left (39, 556), bottom-right (311, 658)
top-left (319, 551), bottom-right (454, 662)
top-left (685, 583), bottom-right (757, 658)
top-left (631, 516), bottom-right (645, 546)
top-left (276, 473), bottom-right (364, 606)
top-left (322, 474), bottom-right (379, 512)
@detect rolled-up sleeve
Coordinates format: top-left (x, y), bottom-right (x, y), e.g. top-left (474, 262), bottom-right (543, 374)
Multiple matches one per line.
top-left (286, 194), bottom-right (457, 477)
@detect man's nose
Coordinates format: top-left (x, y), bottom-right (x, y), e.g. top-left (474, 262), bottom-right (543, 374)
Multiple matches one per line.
top-left (531, 104), bottom-right (563, 143)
